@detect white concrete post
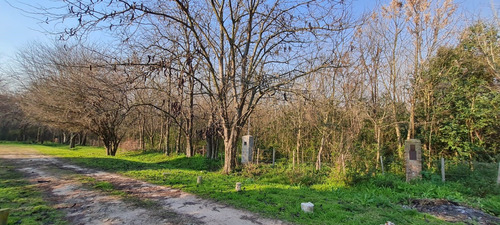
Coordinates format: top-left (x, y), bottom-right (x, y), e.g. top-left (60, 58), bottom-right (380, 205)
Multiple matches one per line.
top-left (441, 157), bottom-right (445, 183)
top-left (496, 162), bottom-right (500, 185)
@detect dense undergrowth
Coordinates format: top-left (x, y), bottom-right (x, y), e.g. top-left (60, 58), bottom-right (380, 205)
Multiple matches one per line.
top-left (2, 142), bottom-right (499, 224)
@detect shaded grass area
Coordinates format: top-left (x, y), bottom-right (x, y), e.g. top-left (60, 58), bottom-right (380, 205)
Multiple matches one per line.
top-left (0, 160), bottom-right (67, 225)
top-left (3, 143), bottom-right (499, 224)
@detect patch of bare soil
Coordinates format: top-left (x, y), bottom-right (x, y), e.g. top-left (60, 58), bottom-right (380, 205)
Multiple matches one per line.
top-left (0, 146), bottom-right (287, 225)
top-left (410, 199), bottom-right (500, 225)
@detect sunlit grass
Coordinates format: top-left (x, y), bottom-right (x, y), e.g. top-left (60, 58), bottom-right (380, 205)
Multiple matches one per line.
top-left (0, 160), bottom-right (67, 225)
top-left (2, 142), bottom-right (498, 224)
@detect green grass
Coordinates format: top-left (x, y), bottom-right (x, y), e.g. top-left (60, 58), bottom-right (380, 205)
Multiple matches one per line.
top-left (0, 160), bottom-right (67, 225)
top-left (3, 143), bottom-right (499, 224)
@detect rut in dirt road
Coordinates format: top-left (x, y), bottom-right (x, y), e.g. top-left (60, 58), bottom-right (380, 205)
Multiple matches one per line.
top-left (0, 146), bottom-right (287, 225)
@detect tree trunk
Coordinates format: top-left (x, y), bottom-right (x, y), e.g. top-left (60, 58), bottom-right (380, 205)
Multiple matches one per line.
top-left (295, 126), bottom-right (301, 169)
top-left (213, 136), bottom-right (219, 160)
top-left (375, 123), bottom-right (381, 169)
top-left (176, 122), bottom-right (183, 154)
top-left (391, 102), bottom-right (403, 159)
top-left (206, 135), bottom-right (213, 159)
top-left (149, 133), bottom-right (154, 150)
top-left (140, 117), bottom-right (145, 150)
top-left (158, 118), bottom-right (164, 151)
top-left (165, 118), bottom-right (170, 155)
top-left (79, 132), bottom-right (87, 146)
top-left (222, 121), bottom-right (240, 174)
top-left (63, 132), bottom-right (68, 144)
top-left (103, 135), bottom-right (120, 156)
top-left (408, 97), bottom-right (415, 140)
top-left (58, 131), bottom-right (63, 144)
top-left (36, 127), bottom-right (42, 143)
top-left (205, 114), bottom-right (216, 159)
top-left (69, 132), bottom-right (77, 149)
top-left (316, 134), bottom-right (325, 171)
top-left (185, 134), bottom-right (193, 157)
top-left (185, 60), bottom-right (195, 157)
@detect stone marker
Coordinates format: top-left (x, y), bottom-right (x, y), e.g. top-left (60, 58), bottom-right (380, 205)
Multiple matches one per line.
top-left (241, 135), bottom-right (254, 164)
top-left (0, 208), bottom-right (9, 225)
top-left (197, 176), bottom-right (202, 185)
top-left (301, 202), bottom-right (314, 213)
top-left (235, 182), bottom-right (242, 192)
top-left (405, 139), bottom-right (422, 182)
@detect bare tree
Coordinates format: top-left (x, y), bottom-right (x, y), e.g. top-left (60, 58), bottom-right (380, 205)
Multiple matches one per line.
top-left (37, 0), bottom-right (351, 173)
top-left (17, 43), bottom-right (132, 155)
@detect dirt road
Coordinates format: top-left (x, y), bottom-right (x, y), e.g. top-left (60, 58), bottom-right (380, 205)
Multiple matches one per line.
top-left (0, 146), bottom-right (286, 225)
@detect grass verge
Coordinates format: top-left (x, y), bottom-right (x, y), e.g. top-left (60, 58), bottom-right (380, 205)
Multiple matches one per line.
top-left (3, 143), bottom-right (499, 224)
top-left (0, 160), bottom-right (67, 225)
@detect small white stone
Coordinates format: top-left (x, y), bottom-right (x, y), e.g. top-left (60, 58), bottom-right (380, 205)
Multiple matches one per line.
top-left (301, 202), bottom-right (314, 213)
top-left (235, 182), bottom-right (242, 192)
top-left (381, 221), bottom-right (395, 225)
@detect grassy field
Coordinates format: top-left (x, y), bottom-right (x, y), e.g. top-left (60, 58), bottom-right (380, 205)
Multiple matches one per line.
top-left (0, 159), bottom-right (67, 225)
top-left (2, 142), bottom-right (499, 224)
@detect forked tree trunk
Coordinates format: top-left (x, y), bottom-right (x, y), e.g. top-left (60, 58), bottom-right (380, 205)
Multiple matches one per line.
top-left (103, 136), bottom-right (120, 156)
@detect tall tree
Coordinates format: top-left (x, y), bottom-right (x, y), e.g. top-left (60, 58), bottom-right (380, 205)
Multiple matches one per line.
top-left (18, 43), bottom-right (132, 155)
top-left (421, 23), bottom-right (500, 161)
top-left (41, 0), bottom-right (351, 173)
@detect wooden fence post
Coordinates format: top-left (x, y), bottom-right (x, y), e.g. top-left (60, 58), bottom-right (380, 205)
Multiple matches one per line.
top-left (0, 208), bottom-right (9, 225)
top-left (441, 157), bottom-right (445, 183)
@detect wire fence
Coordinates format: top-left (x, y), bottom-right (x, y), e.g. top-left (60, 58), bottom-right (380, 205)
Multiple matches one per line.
top-left (254, 148), bottom-right (277, 165)
top-left (253, 147), bottom-right (500, 185)
top-left (427, 159), bottom-right (500, 184)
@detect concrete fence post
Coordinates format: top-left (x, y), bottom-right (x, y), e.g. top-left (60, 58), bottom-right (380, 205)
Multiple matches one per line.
top-left (496, 162), bottom-right (500, 185)
top-left (272, 148), bottom-right (276, 167)
top-left (441, 157), bottom-right (445, 183)
top-left (380, 156), bottom-right (385, 174)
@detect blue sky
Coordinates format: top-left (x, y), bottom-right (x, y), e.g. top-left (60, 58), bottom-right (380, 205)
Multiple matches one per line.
top-left (0, 1), bottom-right (50, 61)
top-left (0, 0), bottom-right (498, 63)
